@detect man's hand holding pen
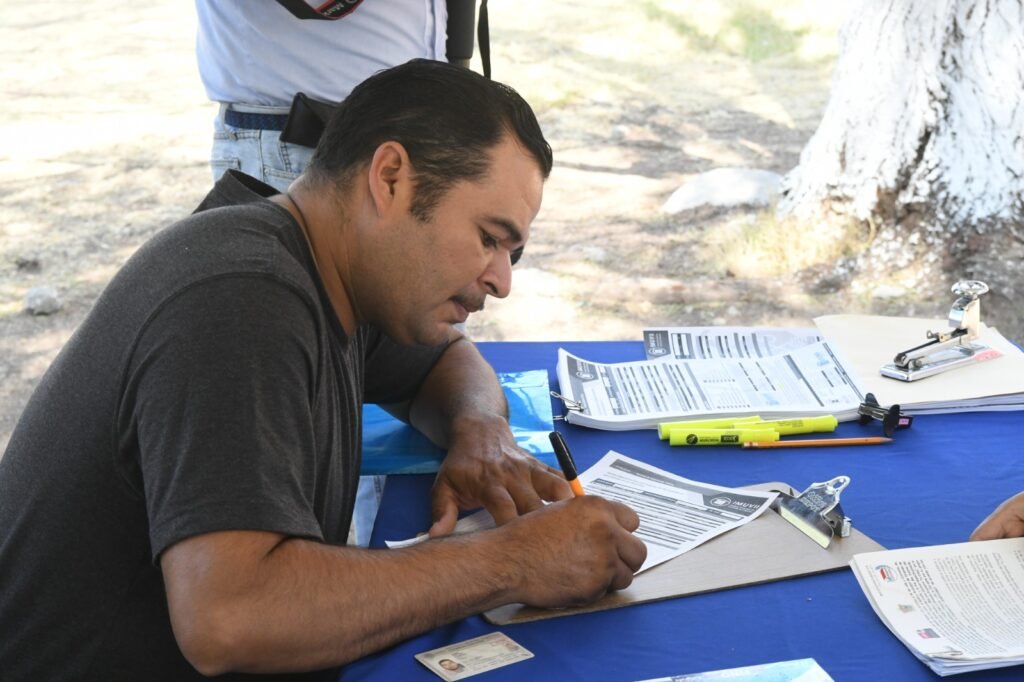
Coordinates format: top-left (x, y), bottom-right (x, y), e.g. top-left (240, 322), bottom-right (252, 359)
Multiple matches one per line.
top-left (432, 430), bottom-right (646, 609)
top-left (490, 431), bottom-right (645, 608)
top-left (490, 496), bottom-right (647, 608)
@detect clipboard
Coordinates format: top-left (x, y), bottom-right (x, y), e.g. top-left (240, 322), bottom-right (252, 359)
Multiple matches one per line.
top-left (483, 481), bottom-right (885, 625)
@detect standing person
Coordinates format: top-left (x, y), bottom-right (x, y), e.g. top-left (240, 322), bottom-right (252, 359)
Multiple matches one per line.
top-left (196, 0), bottom-right (450, 191)
top-left (0, 60), bottom-right (646, 681)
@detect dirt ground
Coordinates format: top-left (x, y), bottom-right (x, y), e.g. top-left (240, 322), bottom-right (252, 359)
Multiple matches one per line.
top-left (0, 1), bottom-right (959, 449)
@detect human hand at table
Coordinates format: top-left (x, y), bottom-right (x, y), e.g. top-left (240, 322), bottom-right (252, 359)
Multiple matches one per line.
top-left (491, 495), bottom-right (647, 608)
top-left (428, 414), bottom-right (572, 537)
top-left (971, 492), bottom-right (1024, 540)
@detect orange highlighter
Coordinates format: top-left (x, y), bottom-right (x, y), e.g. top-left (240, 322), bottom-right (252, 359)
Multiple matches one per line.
top-left (549, 431), bottom-right (586, 497)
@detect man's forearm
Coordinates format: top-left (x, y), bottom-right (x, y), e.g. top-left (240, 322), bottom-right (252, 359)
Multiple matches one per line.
top-left (164, 529), bottom-right (521, 675)
top-left (165, 497), bottom-right (648, 675)
top-left (407, 337), bottom-right (509, 447)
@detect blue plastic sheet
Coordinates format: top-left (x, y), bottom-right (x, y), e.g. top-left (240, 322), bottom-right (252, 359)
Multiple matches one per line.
top-left (360, 370), bottom-right (556, 475)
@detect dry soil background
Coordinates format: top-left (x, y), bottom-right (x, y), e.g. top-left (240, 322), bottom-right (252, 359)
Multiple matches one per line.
top-left (2, 1), bottom-right (887, 449)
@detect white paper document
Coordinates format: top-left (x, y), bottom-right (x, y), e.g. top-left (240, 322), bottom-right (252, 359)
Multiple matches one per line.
top-left (579, 451), bottom-right (776, 572)
top-left (851, 538), bottom-right (1024, 676)
top-left (643, 326), bottom-right (823, 361)
top-left (639, 316), bottom-right (1024, 421)
top-left (389, 451), bottom-right (776, 575)
top-left (556, 341), bottom-right (866, 430)
top-left (384, 510), bottom-right (497, 549)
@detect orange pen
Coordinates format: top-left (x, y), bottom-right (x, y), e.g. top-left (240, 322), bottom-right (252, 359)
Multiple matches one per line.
top-left (549, 431), bottom-right (585, 496)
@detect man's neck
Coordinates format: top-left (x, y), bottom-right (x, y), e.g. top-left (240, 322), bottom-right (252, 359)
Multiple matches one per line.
top-left (269, 190), bottom-right (358, 335)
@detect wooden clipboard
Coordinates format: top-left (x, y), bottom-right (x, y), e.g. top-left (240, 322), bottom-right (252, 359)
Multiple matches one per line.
top-left (483, 481), bottom-right (885, 625)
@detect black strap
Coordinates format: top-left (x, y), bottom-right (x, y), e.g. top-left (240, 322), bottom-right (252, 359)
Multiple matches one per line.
top-left (477, 0), bottom-right (490, 79)
top-left (275, 0), bottom-right (365, 20)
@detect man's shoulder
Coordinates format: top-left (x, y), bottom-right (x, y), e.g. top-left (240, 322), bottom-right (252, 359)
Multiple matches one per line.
top-left (104, 182), bottom-right (318, 325)
top-left (142, 205), bottom-right (301, 279)
top-left (147, 171), bottom-right (303, 276)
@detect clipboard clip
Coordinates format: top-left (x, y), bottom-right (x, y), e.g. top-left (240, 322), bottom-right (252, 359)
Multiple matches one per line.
top-left (880, 280), bottom-right (990, 382)
top-left (857, 393), bottom-right (912, 437)
top-left (771, 476), bottom-right (852, 549)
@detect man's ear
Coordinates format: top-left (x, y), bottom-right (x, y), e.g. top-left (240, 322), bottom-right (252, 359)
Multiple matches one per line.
top-left (366, 141), bottom-right (414, 217)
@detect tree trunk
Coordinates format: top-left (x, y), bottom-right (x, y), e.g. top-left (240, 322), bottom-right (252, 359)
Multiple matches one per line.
top-left (778, 0), bottom-right (1024, 335)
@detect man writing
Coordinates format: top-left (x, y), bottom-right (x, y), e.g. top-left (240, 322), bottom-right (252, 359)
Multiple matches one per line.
top-left (0, 60), bottom-right (646, 680)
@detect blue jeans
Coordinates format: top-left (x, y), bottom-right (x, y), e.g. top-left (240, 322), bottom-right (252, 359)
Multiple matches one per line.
top-left (210, 104), bottom-right (314, 193)
top-left (211, 104), bottom-right (384, 546)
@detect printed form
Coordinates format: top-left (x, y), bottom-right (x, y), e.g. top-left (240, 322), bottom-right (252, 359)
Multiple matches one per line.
top-left (389, 451), bottom-right (776, 575)
top-left (643, 326), bottom-right (823, 361)
top-left (557, 340), bottom-right (865, 430)
top-left (580, 452), bottom-right (776, 572)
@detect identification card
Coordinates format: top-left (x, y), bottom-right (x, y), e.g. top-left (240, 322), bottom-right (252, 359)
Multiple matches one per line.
top-left (415, 632), bottom-right (533, 680)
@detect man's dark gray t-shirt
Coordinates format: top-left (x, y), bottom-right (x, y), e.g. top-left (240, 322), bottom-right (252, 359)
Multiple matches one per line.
top-left (0, 171), bottom-right (445, 681)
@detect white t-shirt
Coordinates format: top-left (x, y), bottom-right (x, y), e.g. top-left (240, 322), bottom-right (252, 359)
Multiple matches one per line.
top-left (195, 0), bottom-right (448, 106)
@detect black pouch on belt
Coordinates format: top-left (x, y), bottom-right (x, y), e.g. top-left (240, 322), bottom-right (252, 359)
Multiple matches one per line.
top-left (280, 92), bottom-right (339, 148)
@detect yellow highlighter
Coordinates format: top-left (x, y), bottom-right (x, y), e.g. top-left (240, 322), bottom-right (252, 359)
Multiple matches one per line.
top-left (658, 415), bottom-right (763, 440)
top-left (747, 415), bottom-right (838, 435)
top-left (668, 428), bottom-right (780, 446)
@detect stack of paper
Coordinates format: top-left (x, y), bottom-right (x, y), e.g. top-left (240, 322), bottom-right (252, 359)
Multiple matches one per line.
top-left (555, 340), bottom-right (866, 431)
top-left (554, 317), bottom-right (1024, 430)
top-left (851, 538), bottom-right (1024, 676)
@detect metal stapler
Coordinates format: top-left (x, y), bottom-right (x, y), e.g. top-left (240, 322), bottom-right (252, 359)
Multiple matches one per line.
top-left (880, 280), bottom-right (990, 382)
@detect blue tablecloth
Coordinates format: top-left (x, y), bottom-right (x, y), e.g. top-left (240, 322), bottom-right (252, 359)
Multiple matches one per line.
top-left (341, 341), bottom-right (1024, 682)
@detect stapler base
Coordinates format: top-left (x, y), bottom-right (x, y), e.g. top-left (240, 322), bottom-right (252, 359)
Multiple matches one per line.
top-left (880, 342), bottom-right (987, 382)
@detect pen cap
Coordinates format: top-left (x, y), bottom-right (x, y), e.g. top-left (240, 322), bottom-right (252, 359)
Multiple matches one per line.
top-left (668, 428), bottom-right (780, 446)
top-left (657, 415), bottom-right (762, 440)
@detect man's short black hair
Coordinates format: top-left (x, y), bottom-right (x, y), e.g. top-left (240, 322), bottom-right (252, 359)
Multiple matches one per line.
top-left (308, 59), bottom-right (553, 223)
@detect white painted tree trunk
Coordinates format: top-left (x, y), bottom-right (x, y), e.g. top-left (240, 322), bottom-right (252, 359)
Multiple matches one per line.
top-left (779, 0), bottom-right (1024, 240)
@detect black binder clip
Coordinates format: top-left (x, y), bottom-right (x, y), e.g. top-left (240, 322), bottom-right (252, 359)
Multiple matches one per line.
top-left (857, 393), bottom-right (913, 437)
